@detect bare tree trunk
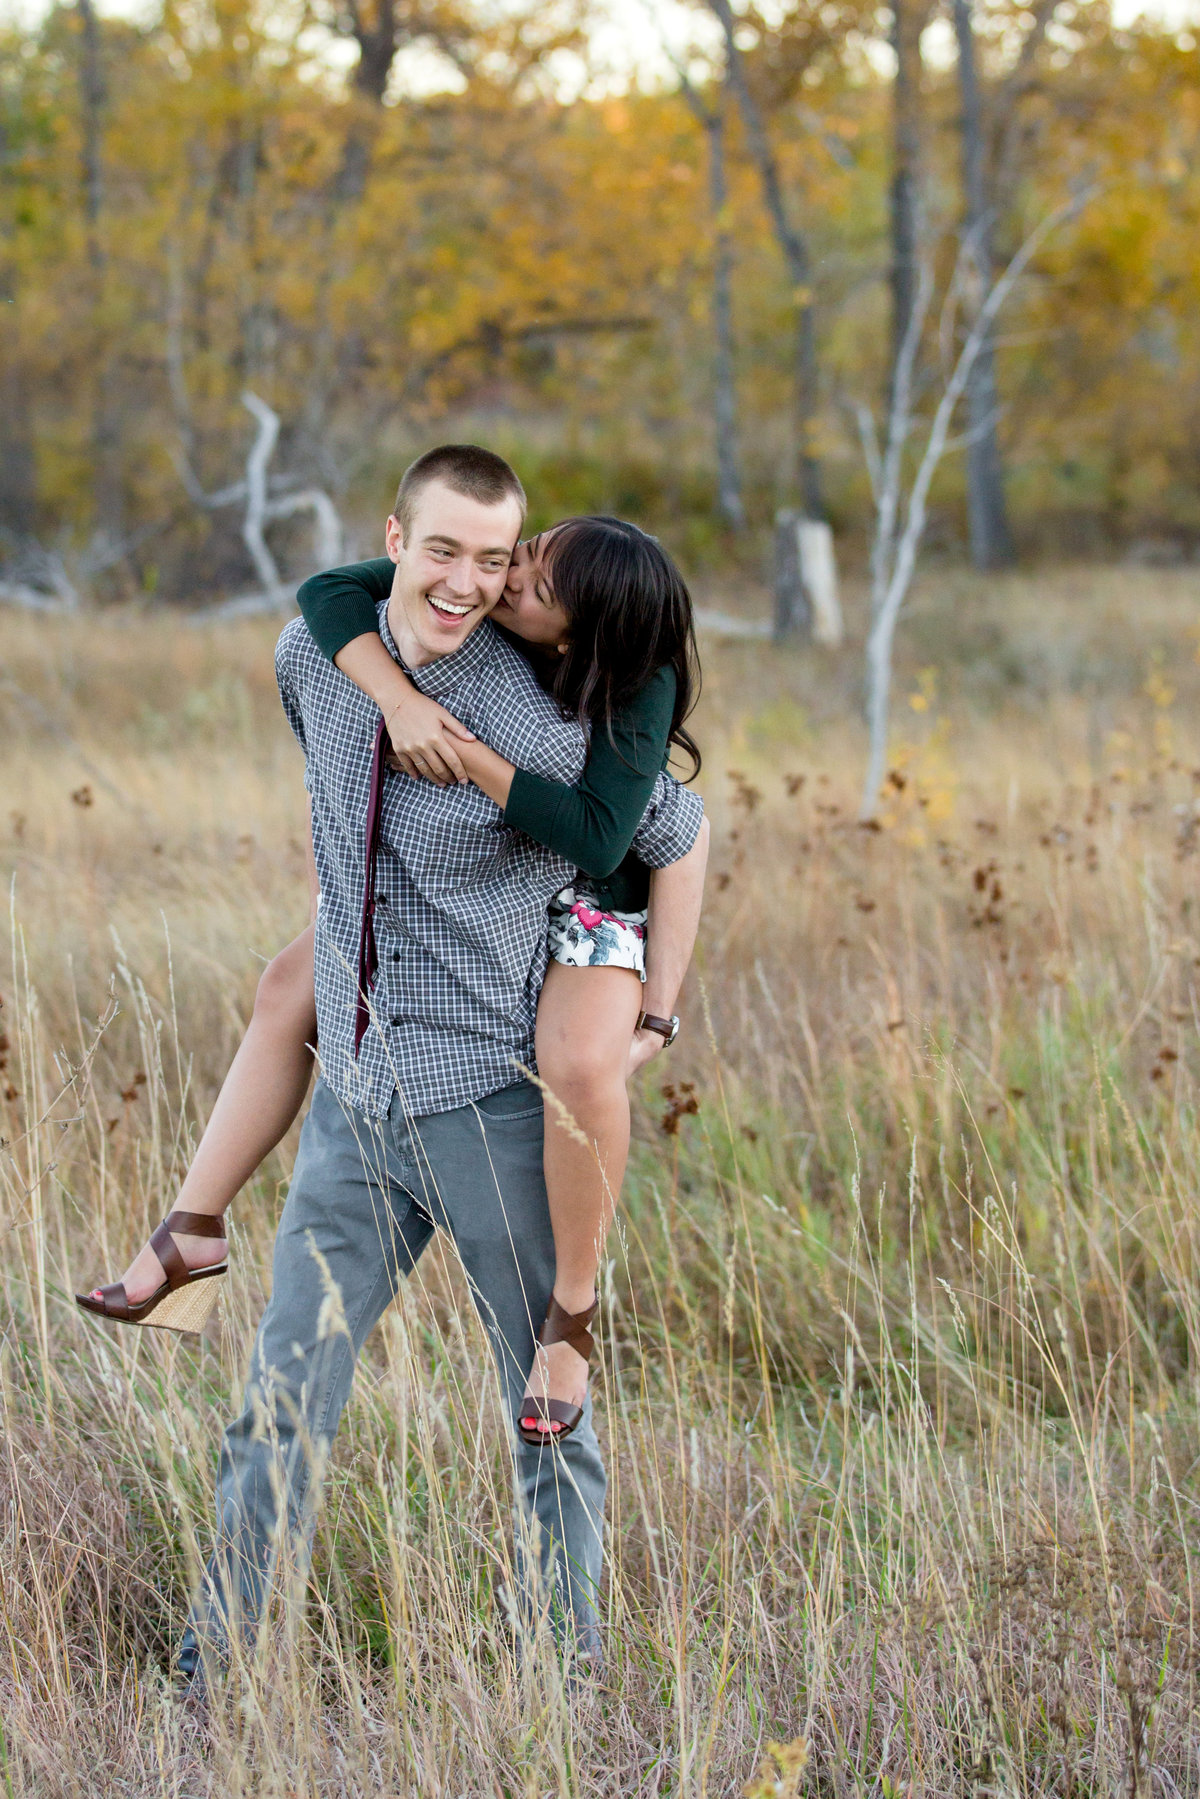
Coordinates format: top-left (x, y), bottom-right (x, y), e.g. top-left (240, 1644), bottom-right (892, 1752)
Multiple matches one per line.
top-left (664, 30), bottom-right (746, 531)
top-left (77, 0), bottom-right (122, 544)
top-left (953, 0), bottom-right (1016, 569)
top-left (705, 103), bottom-right (745, 532)
top-left (332, 0), bottom-right (399, 201)
top-left (706, 0), bottom-right (824, 521)
top-left (773, 512), bottom-right (842, 644)
top-left (889, 0), bottom-right (924, 390)
top-left (77, 0), bottom-right (103, 244)
top-left (774, 510), bottom-right (809, 639)
top-left (859, 196), bottom-right (1085, 816)
top-left (0, 270), bottom-right (35, 538)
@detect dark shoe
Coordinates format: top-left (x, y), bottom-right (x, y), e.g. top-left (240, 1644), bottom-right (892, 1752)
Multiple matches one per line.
top-left (173, 1661), bottom-right (210, 1743)
top-left (75, 1209), bottom-right (228, 1333)
top-left (517, 1295), bottom-right (597, 1446)
top-left (174, 1622), bottom-right (227, 1735)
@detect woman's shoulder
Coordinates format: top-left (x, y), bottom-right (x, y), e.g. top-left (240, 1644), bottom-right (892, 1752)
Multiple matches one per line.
top-left (614, 662), bottom-right (676, 724)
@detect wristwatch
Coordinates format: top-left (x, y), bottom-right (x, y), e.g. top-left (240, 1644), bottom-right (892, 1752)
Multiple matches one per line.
top-left (637, 1010), bottom-right (680, 1047)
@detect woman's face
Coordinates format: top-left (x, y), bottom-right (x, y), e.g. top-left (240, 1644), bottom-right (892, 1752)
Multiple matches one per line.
top-left (491, 531), bottom-right (570, 650)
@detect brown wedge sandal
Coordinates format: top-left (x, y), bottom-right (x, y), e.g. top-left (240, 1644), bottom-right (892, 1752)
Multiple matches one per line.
top-left (75, 1210), bottom-right (228, 1334)
top-left (517, 1295), bottom-right (597, 1447)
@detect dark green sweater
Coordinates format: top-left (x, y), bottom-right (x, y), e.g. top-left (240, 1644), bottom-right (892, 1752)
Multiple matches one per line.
top-left (296, 558), bottom-right (678, 912)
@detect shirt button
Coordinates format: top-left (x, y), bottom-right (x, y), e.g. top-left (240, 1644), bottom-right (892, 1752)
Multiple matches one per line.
top-left (375, 893), bottom-right (387, 905)
top-left (391, 950), bottom-right (401, 961)
top-left (389, 1016), bottom-right (401, 1027)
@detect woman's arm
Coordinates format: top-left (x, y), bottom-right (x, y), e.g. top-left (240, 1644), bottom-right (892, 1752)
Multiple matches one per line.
top-left (414, 673), bottom-right (678, 874)
top-left (296, 559), bottom-right (681, 873)
top-left (337, 633), bottom-right (476, 787)
top-left (501, 665), bottom-right (679, 878)
top-left (443, 668), bottom-right (681, 879)
top-left (628, 815), bottom-right (710, 1076)
top-left (297, 558), bottom-right (475, 786)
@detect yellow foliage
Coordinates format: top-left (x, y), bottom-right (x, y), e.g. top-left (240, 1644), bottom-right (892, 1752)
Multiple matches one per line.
top-left (1, 0), bottom-right (1197, 579)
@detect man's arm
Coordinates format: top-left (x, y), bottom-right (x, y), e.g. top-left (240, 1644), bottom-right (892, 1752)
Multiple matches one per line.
top-left (629, 815), bottom-right (710, 1076)
top-left (275, 621), bottom-right (309, 760)
top-left (305, 800), bottom-right (320, 925)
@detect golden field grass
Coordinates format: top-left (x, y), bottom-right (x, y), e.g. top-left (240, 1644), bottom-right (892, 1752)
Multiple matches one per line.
top-left (2, 564), bottom-right (1200, 1796)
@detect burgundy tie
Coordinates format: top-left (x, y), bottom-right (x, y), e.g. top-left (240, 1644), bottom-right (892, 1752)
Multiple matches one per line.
top-left (354, 718), bottom-right (388, 1057)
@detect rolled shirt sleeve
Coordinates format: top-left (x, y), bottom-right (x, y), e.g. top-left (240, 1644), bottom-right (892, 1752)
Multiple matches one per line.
top-left (629, 770), bottom-right (704, 869)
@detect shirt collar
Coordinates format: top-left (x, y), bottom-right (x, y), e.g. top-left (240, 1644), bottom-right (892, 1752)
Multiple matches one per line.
top-left (377, 599), bottom-right (499, 698)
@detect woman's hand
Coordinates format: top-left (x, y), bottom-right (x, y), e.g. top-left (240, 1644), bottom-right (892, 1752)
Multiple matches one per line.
top-left (626, 1026), bottom-right (664, 1080)
top-left (385, 690), bottom-right (476, 785)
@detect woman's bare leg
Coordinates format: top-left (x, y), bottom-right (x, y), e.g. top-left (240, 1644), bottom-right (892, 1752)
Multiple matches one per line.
top-left (522, 959), bottom-right (642, 1432)
top-left (101, 925), bottom-right (318, 1305)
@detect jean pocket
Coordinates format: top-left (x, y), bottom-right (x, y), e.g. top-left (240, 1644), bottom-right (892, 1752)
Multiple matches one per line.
top-left (474, 1079), bottom-right (543, 1121)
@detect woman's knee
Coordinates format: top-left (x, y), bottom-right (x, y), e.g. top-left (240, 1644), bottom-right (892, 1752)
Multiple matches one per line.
top-left (539, 1036), bottom-right (628, 1105)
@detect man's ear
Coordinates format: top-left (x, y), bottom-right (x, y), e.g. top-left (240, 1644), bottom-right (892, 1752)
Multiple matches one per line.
top-left (385, 513), bottom-right (405, 563)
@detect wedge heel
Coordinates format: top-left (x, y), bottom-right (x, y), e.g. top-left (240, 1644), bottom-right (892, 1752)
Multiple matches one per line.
top-left (141, 1270), bottom-right (224, 1334)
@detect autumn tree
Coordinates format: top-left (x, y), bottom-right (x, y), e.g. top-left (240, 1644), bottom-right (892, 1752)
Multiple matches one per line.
top-left (0, 0), bottom-right (1197, 602)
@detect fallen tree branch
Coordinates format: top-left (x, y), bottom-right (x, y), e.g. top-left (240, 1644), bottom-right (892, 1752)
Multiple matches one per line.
top-left (0, 547), bottom-right (80, 614)
top-left (0, 581), bottom-right (75, 614)
top-left (180, 392), bottom-right (344, 618)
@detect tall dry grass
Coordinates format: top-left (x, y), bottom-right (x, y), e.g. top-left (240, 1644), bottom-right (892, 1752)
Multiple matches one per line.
top-left (2, 565), bottom-right (1199, 1795)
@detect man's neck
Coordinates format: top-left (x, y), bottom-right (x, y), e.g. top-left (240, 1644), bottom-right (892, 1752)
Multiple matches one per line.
top-left (386, 592), bottom-right (442, 670)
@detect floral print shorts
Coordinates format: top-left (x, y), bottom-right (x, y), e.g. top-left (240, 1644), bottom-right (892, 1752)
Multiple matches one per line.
top-left (547, 886), bottom-right (647, 981)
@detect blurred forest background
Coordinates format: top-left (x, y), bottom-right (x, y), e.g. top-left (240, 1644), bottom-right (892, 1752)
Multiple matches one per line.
top-left (1, 0), bottom-right (1198, 608)
top-left (9, 5), bottom-right (1200, 1790)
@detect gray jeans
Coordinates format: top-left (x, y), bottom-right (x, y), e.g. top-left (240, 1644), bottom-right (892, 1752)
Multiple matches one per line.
top-left (180, 1076), bottom-right (605, 1673)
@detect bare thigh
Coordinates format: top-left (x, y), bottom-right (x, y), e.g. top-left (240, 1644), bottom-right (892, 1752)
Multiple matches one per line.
top-left (255, 923), bottom-right (318, 1040)
top-left (535, 960), bottom-right (643, 1089)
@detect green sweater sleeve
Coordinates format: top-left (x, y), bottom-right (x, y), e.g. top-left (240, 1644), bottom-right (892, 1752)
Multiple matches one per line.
top-left (296, 558), bottom-right (394, 661)
top-left (504, 664), bottom-right (678, 880)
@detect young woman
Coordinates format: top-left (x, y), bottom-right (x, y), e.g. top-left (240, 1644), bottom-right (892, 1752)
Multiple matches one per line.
top-left (78, 517), bottom-right (708, 1445)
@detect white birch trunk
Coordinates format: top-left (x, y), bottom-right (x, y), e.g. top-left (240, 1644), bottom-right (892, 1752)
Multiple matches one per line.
top-left (859, 193), bottom-right (1091, 818)
top-left (797, 519), bottom-right (842, 646)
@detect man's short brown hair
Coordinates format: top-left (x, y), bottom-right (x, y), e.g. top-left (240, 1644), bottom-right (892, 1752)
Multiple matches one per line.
top-left (393, 445), bottom-right (526, 541)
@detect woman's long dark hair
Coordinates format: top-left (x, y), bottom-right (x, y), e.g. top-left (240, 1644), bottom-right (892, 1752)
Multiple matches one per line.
top-left (540, 516), bottom-right (701, 779)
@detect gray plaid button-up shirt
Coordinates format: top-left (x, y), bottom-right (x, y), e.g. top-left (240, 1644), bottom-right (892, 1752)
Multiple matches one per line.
top-left (276, 602), bottom-right (704, 1119)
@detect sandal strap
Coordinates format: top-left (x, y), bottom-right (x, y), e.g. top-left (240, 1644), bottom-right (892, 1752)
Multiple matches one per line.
top-left (149, 1219), bottom-right (189, 1289)
top-left (150, 1210), bottom-right (227, 1289)
top-left (521, 1395), bottom-right (584, 1432)
top-left (536, 1295), bottom-right (597, 1364)
top-left (95, 1281), bottom-right (133, 1321)
top-left (162, 1209), bottom-right (226, 1238)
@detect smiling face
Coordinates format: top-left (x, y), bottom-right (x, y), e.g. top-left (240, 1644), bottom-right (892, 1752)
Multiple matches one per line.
top-left (491, 531), bottom-right (571, 651)
top-left (384, 480), bottom-right (524, 667)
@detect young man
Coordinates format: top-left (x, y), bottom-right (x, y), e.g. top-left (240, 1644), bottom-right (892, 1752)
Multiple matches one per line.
top-left (179, 446), bottom-right (704, 1682)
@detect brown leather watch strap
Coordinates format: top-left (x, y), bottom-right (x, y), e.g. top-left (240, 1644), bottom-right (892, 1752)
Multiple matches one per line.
top-left (636, 1011), bottom-right (679, 1044)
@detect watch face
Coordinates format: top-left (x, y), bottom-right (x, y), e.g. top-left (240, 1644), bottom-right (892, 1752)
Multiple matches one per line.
top-left (665, 1014), bottom-right (680, 1046)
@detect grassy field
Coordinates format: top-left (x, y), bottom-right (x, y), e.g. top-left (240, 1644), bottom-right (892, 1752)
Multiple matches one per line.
top-left (2, 564), bottom-right (1200, 1796)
